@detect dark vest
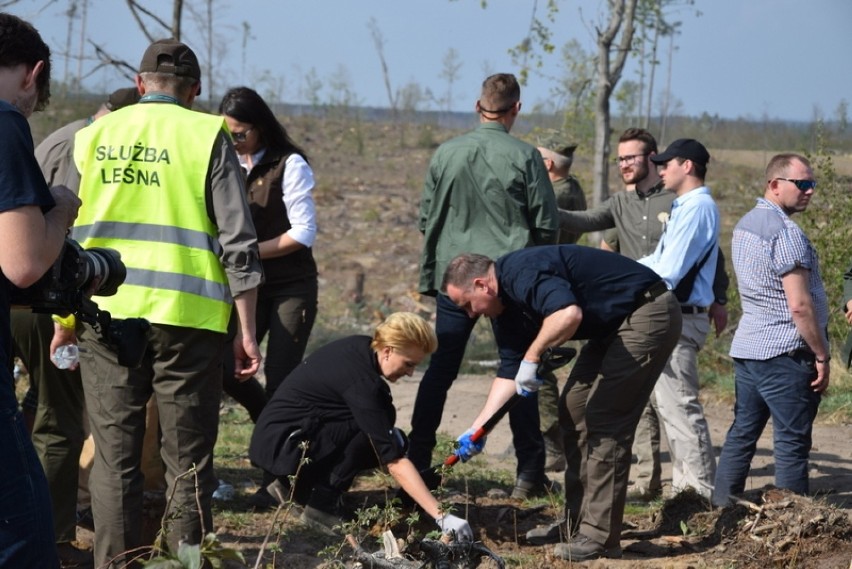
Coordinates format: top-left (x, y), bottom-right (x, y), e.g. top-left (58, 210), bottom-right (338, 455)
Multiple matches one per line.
top-left (247, 149), bottom-right (317, 288)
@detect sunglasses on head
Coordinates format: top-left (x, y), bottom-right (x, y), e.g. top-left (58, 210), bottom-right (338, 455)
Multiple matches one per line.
top-left (773, 177), bottom-right (816, 192)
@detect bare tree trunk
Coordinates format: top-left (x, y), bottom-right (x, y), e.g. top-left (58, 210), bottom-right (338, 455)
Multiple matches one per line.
top-left (368, 19), bottom-right (397, 120)
top-left (241, 22), bottom-right (251, 84)
top-left (172, 0), bottom-right (183, 39)
top-left (636, 20), bottom-right (646, 126)
top-left (643, 20), bottom-right (659, 129)
top-left (63, 2), bottom-right (78, 95)
top-left (205, 0), bottom-right (213, 106)
top-left (659, 32), bottom-right (675, 144)
top-left (592, 0), bottom-right (639, 213)
top-left (76, 0), bottom-right (88, 94)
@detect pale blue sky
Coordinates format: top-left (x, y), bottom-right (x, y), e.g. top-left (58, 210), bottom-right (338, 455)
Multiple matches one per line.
top-left (14, 0), bottom-right (852, 122)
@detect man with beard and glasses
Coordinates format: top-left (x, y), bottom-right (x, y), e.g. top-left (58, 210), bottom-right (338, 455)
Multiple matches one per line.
top-left (556, 128), bottom-right (728, 502)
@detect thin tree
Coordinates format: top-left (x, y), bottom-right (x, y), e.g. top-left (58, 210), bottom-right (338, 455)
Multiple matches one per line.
top-left (62, 1), bottom-right (77, 94)
top-left (439, 48), bottom-right (463, 114)
top-left (590, 0), bottom-right (639, 209)
top-left (497, 0), bottom-right (638, 209)
top-left (367, 18), bottom-right (398, 120)
top-left (76, 0), bottom-right (88, 92)
top-left (125, 0), bottom-right (182, 41)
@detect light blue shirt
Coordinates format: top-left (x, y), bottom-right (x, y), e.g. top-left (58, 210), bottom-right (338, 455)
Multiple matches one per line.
top-left (638, 186), bottom-right (719, 307)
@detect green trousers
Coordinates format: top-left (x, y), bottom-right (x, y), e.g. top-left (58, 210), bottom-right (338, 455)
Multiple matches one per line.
top-left (11, 311), bottom-right (86, 543)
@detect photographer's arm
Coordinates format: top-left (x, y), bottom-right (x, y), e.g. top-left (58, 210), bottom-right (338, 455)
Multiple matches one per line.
top-left (0, 185), bottom-right (79, 287)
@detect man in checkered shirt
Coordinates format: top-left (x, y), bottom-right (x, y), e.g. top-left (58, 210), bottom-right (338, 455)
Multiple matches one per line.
top-left (713, 153), bottom-right (829, 506)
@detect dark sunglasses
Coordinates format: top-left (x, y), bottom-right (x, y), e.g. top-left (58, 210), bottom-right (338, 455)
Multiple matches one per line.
top-left (774, 177), bottom-right (816, 192)
top-left (231, 127), bottom-right (253, 143)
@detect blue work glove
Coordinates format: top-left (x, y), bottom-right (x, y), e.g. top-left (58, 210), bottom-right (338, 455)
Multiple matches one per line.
top-left (515, 359), bottom-right (543, 396)
top-left (436, 513), bottom-right (473, 542)
top-left (455, 428), bottom-right (486, 462)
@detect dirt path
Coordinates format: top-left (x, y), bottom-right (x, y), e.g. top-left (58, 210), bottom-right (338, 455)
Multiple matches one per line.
top-left (392, 372), bottom-right (852, 515)
top-left (387, 372), bottom-right (851, 567)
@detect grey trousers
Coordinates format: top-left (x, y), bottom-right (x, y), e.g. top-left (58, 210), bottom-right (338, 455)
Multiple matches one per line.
top-left (561, 291), bottom-right (681, 548)
top-left (654, 313), bottom-right (717, 498)
top-left (630, 394), bottom-right (662, 494)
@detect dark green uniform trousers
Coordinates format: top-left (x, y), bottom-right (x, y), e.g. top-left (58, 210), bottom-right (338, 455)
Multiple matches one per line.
top-left (11, 311), bottom-right (86, 544)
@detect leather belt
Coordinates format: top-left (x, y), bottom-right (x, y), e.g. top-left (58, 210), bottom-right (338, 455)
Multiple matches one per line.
top-left (637, 280), bottom-right (668, 308)
top-left (681, 305), bottom-right (708, 314)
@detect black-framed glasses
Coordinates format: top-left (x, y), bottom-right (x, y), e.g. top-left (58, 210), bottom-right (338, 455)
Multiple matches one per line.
top-left (231, 127), bottom-right (253, 143)
top-left (614, 153), bottom-right (647, 165)
top-left (773, 178), bottom-right (817, 192)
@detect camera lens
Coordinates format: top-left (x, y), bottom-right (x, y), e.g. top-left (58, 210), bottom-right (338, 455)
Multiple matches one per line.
top-left (79, 247), bottom-right (126, 296)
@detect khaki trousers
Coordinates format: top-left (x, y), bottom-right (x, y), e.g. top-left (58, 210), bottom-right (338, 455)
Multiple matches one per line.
top-left (654, 313), bottom-right (717, 498)
top-left (561, 292), bottom-right (681, 548)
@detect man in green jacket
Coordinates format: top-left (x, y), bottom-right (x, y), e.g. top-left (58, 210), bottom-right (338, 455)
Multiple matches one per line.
top-left (410, 73), bottom-right (559, 499)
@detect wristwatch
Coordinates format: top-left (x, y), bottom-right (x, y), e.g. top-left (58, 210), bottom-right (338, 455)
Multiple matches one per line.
top-left (815, 356), bottom-right (830, 364)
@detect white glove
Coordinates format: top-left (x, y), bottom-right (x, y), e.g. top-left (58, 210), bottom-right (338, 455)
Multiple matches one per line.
top-left (515, 360), bottom-right (543, 396)
top-left (435, 513), bottom-right (473, 542)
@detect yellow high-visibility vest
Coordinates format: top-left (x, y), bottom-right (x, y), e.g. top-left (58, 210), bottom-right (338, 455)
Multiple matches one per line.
top-left (73, 102), bottom-right (231, 332)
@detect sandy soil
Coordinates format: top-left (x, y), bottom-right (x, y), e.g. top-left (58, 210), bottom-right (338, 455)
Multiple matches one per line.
top-left (385, 371), bottom-right (852, 568)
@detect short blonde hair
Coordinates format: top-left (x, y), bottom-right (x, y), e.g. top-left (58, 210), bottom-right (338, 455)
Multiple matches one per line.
top-left (371, 312), bottom-right (437, 355)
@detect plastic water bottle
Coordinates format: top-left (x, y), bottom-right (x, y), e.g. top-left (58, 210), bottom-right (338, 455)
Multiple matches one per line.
top-left (52, 344), bottom-right (79, 370)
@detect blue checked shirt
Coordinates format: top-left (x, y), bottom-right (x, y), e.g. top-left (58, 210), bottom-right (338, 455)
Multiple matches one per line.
top-left (730, 198), bottom-right (829, 360)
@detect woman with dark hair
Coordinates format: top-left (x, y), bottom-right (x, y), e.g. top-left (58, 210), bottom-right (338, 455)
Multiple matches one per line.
top-left (217, 87), bottom-right (318, 424)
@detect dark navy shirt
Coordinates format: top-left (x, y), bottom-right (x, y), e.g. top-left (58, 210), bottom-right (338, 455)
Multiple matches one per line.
top-left (0, 101), bottom-right (54, 411)
top-left (493, 245), bottom-right (662, 376)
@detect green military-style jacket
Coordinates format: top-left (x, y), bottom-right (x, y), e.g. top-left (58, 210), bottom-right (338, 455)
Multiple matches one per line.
top-left (554, 176), bottom-right (586, 245)
top-left (418, 122), bottom-right (558, 295)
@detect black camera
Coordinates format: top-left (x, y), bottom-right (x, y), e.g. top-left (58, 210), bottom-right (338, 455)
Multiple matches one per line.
top-left (10, 238), bottom-right (149, 368)
top-left (10, 238), bottom-right (126, 312)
